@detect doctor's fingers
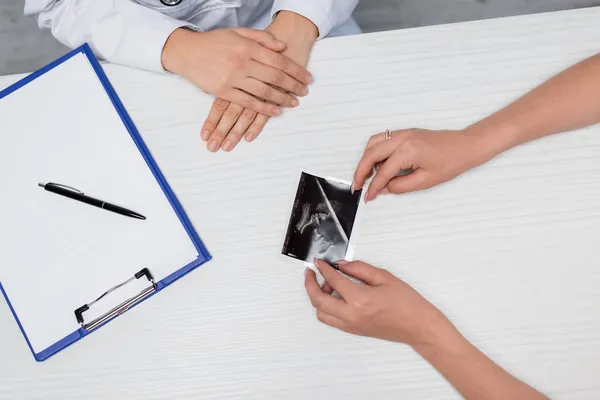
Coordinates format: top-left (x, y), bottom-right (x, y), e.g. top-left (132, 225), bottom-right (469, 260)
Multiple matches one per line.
top-left (251, 45), bottom-right (313, 86)
top-left (238, 78), bottom-right (299, 108)
top-left (221, 108), bottom-right (258, 152)
top-left (231, 27), bottom-right (286, 52)
top-left (206, 103), bottom-right (245, 152)
top-left (248, 62), bottom-right (308, 97)
top-left (241, 93), bottom-right (279, 144)
top-left (221, 89), bottom-right (281, 117)
top-left (202, 98), bottom-right (229, 141)
top-left (245, 113), bottom-right (271, 142)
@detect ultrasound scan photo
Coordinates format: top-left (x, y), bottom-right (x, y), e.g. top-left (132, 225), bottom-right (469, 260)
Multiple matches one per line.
top-left (282, 172), bottom-right (362, 265)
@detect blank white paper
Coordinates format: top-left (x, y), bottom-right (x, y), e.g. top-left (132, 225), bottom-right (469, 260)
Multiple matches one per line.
top-left (0, 53), bottom-right (200, 354)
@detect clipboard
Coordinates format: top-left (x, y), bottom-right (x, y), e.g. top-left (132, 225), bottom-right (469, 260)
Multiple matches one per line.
top-left (0, 44), bottom-right (211, 362)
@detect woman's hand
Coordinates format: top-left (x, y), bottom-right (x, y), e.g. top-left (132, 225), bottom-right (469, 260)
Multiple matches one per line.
top-left (305, 259), bottom-right (457, 346)
top-left (353, 128), bottom-right (497, 202)
top-left (162, 27), bottom-right (312, 117)
top-left (200, 11), bottom-right (317, 152)
top-left (306, 260), bottom-right (549, 399)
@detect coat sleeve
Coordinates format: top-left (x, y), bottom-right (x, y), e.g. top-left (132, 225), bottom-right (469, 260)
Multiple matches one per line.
top-left (24, 0), bottom-right (197, 72)
top-left (270, 0), bottom-right (359, 39)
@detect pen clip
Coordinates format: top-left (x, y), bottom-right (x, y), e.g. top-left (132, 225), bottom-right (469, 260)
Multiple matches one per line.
top-left (48, 182), bottom-right (85, 195)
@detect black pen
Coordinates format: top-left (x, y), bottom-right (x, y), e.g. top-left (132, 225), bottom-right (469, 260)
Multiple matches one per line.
top-left (38, 182), bottom-right (146, 220)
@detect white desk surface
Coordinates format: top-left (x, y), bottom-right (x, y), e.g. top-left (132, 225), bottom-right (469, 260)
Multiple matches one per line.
top-left (1, 7), bottom-right (600, 400)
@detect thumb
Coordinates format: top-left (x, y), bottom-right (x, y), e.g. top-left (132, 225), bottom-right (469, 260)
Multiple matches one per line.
top-left (336, 261), bottom-right (389, 286)
top-left (366, 151), bottom-right (414, 202)
top-left (232, 27), bottom-right (286, 52)
top-left (385, 170), bottom-right (429, 195)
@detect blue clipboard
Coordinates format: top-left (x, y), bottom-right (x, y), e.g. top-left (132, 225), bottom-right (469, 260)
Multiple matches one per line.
top-left (0, 44), bottom-right (211, 362)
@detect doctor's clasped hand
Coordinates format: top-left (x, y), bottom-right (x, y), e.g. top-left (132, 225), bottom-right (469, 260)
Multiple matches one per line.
top-left (201, 11), bottom-right (319, 152)
top-left (161, 26), bottom-right (312, 118)
top-left (25, 0), bottom-right (361, 153)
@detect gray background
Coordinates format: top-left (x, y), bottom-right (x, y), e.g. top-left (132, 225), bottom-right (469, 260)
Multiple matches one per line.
top-left (1, 0), bottom-right (600, 75)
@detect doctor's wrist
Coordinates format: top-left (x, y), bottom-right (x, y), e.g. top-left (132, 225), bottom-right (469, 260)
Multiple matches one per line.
top-left (271, 11), bottom-right (318, 47)
top-left (162, 27), bottom-right (195, 74)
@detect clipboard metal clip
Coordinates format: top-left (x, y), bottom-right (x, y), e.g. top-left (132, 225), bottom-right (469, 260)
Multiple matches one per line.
top-left (74, 268), bottom-right (156, 331)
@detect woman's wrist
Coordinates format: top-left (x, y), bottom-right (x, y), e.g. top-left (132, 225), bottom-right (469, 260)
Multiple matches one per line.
top-left (412, 319), bottom-right (469, 363)
top-left (461, 120), bottom-right (523, 168)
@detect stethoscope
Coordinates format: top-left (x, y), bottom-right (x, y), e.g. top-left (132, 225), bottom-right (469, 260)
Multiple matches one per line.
top-left (160, 0), bottom-right (182, 5)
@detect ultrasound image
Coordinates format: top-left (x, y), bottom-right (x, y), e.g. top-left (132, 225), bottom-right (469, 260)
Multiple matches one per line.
top-left (282, 172), bottom-right (362, 265)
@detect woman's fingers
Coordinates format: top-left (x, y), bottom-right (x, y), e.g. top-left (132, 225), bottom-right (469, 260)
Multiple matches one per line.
top-left (366, 151), bottom-right (414, 202)
top-left (356, 130), bottom-right (420, 194)
top-left (245, 113), bottom-right (271, 142)
top-left (202, 99), bottom-right (230, 141)
top-left (336, 261), bottom-right (389, 286)
top-left (353, 140), bottom-right (398, 193)
top-left (239, 78), bottom-right (299, 108)
top-left (304, 268), bottom-right (351, 319)
top-left (249, 61), bottom-right (308, 97)
top-left (321, 281), bottom-right (334, 295)
top-left (315, 310), bottom-right (350, 331)
top-left (365, 130), bottom-right (394, 151)
top-left (385, 171), bottom-right (429, 194)
top-left (222, 108), bottom-right (257, 151)
top-left (314, 259), bottom-right (355, 298)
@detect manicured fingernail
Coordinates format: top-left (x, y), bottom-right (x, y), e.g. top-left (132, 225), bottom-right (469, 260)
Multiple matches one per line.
top-left (305, 75), bottom-right (313, 84)
top-left (364, 194), bottom-right (369, 204)
top-left (208, 140), bottom-right (218, 152)
top-left (380, 188), bottom-right (390, 195)
top-left (222, 141), bottom-right (232, 152)
top-left (276, 39), bottom-right (286, 48)
top-left (301, 87), bottom-right (309, 96)
top-left (291, 98), bottom-right (299, 107)
top-left (351, 181), bottom-right (356, 194)
top-left (272, 108), bottom-right (281, 116)
top-left (313, 258), bottom-right (320, 268)
top-left (201, 130), bottom-right (210, 140)
top-left (335, 260), bottom-right (349, 265)
top-left (304, 267), bottom-right (310, 277)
